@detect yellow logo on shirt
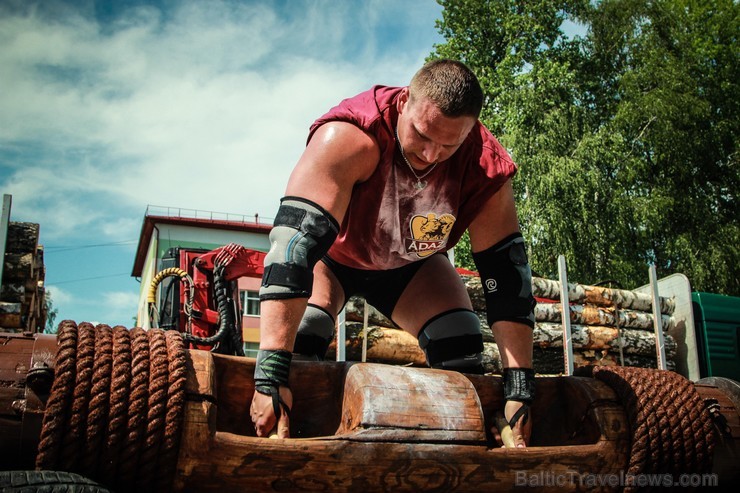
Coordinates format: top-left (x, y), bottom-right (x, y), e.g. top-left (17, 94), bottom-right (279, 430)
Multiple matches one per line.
top-left (405, 213), bottom-right (456, 258)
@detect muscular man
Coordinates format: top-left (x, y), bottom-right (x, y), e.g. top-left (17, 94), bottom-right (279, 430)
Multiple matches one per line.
top-left (250, 59), bottom-right (536, 447)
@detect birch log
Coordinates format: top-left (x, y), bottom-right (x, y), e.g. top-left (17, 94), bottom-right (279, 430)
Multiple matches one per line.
top-left (531, 322), bottom-right (676, 358)
top-left (325, 321), bottom-right (675, 373)
top-left (463, 275), bottom-right (675, 315)
top-left (532, 277), bottom-right (675, 314)
top-left (344, 296), bottom-right (393, 328)
top-left (343, 296), bottom-right (495, 342)
top-left (535, 302), bottom-right (675, 331)
top-left (483, 342), bottom-right (675, 374)
top-left (342, 297), bottom-right (675, 356)
top-left (326, 322), bottom-right (427, 366)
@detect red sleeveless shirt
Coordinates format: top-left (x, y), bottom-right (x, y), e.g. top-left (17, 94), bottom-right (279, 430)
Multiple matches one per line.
top-left (308, 85), bottom-right (517, 270)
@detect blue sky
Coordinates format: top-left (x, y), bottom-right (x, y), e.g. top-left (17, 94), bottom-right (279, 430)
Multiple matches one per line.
top-left (1, 0), bottom-right (445, 328)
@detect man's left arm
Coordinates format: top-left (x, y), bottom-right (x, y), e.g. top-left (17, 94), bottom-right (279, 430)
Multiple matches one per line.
top-left (467, 179), bottom-right (536, 448)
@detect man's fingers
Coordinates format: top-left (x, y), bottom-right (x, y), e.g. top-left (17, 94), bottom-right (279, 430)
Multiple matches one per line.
top-left (504, 400), bottom-right (532, 448)
top-left (250, 392), bottom-right (276, 437)
top-left (276, 412), bottom-right (291, 438)
top-left (250, 387), bottom-right (293, 438)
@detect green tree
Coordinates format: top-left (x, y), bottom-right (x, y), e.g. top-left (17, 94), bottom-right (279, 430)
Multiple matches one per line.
top-left (436, 0), bottom-right (739, 295)
top-left (44, 291), bottom-right (59, 334)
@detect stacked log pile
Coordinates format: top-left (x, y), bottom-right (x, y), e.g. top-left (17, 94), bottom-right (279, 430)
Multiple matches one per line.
top-left (329, 274), bottom-right (677, 375)
top-left (0, 222), bottom-right (46, 332)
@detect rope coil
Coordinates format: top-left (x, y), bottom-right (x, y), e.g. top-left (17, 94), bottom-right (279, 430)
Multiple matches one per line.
top-left (579, 365), bottom-right (716, 492)
top-left (36, 322), bottom-right (187, 493)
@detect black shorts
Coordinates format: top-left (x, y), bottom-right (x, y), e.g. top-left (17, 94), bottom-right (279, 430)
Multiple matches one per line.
top-left (321, 253), bottom-right (445, 323)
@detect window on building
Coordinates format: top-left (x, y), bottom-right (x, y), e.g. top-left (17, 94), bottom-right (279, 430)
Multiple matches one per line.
top-left (243, 342), bottom-right (259, 358)
top-left (240, 290), bottom-right (260, 316)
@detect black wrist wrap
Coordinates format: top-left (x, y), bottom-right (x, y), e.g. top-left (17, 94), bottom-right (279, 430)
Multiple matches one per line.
top-left (254, 349), bottom-right (292, 394)
top-left (254, 349), bottom-right (293, 421)
top-left (503, 367), bottom-right (535, 404)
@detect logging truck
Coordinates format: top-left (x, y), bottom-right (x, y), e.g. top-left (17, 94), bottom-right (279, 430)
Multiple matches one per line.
top-left (1, 243), bottom-right (739, 491)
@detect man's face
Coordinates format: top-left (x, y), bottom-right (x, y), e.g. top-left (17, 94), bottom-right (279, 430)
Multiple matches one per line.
top-left (396, 87), bottom-right (477, 171)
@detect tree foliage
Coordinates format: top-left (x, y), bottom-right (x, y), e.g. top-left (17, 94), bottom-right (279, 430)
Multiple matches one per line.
top-left (437, 0), bottom-right (739, 295)
top-left (44, 291), bottom-right (59, 334)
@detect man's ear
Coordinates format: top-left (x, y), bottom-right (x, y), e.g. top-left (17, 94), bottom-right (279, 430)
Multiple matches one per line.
top-left (397, 87), bottom-right (409, 114)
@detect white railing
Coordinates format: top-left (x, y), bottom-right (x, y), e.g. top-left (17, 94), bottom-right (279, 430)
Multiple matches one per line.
top-left (145, 205), bottom-right (274, 225)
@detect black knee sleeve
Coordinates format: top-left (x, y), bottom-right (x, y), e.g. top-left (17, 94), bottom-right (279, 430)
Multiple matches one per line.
top-left (260, 197), bottom-right (339, 301)
top-left (417, 309), bottom-right (485, 374)
top-left (293, 304), bottom-right (335, 359)
top-left (472, 232), bottom-right (536, 328)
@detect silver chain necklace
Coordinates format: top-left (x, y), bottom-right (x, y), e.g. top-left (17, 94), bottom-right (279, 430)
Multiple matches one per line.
top-left (395, 127), bottom-right (437, 190)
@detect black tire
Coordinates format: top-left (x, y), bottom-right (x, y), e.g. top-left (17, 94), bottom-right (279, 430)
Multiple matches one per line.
top-left (0, 471), bottom-right (112, 493)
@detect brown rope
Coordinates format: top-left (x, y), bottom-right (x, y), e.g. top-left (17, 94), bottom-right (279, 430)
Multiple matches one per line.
top-left (136, 329), bottom-right (169, 489)
top-left (36, 320), bottom-right (79, 469)
top-left (100, 325), bottom-right (132, 484)
top-left (35, 323), bottom-right (188, 493)
top-left (155, 329), bottom-right (188, 492)
top-left (117, 327), bottom-right (150, 488)
top-left (83, 324), bottom-right (113, 475)
top-left (59, 322), bottom-right (96, 471)
top-left (585, 365), bottom-right (716, 492)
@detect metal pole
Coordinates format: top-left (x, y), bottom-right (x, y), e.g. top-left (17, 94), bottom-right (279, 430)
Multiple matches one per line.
top-left (361, 300), bottom-right (369, 363)
top-left (336, 307), bottom-right (346, 362)
top-left (558, 255), bottom-right (574, 376)
top-left (649, 264), bottom-right (667, 370)
top-left (0, 194), bottom-right (12, 290)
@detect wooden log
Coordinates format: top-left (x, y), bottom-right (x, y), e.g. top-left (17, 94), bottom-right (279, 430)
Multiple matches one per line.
top-left (2, 253), bottom-right (34, 282)
top-left (4, 222), bottom-right (39, 254)
top-left (532, 346), bottom-right (676, 374)
top-left (0, 283), bottom-right (25, 303)
top-left (463, 275), bottom-right (676, 315)
top-left (344, 295), bottom-right (674, 334)
top-left (336, 364), bottom-right (487, 443)
top-left (344, 296), bottom-right (392, 327)
top-left (535, 302), bottom-right (675, 331)
top-left (531, 276), bottom-right (675, 314)
top-left (531, 323), bottom-right (676, 358)
top-left (0, 301), bottom-right (22, 328)
top-left (326, 320), bottom-right (675, 374)
top-left (483, 342), bottom-right (675, 375)
top-left (344, 297), bottom-right (494, 342)
top-left (327, 323), bottom-right (427, 366)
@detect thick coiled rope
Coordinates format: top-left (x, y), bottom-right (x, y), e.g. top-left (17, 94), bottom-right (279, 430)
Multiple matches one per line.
top-left (36, 322), bottom-right (187, 493)
top-left (577, 365), bottom-right (716, 492)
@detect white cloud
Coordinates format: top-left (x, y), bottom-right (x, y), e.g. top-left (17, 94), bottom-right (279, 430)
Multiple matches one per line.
top-left (45, 284), bottom-right (75, 305)
top-left (1, 0), bottom-right (443, 325)
top-left (1, 0), bottom-right (439, 240)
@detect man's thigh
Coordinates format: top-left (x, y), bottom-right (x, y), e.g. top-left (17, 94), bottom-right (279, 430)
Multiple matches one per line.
top-left (391, 254), bottom-right (473, 337)
top-left (307, 259), bottom-right (346, 319)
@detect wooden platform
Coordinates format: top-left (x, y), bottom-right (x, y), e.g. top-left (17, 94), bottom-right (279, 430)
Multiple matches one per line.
top-left (175, 352), bottom-right (631, 492)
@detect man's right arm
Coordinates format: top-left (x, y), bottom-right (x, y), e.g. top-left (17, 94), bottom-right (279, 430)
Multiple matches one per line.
top-left (249, 122), bottom-right (380, 437)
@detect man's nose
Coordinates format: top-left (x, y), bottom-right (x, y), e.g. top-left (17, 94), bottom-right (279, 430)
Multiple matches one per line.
top-left (421, 142), bottom-right (442, 163)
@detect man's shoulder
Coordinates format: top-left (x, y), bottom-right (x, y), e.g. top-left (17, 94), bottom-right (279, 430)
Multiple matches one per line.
top-left (334, 85), bottom-right (402, 123)
top-left (308, 86), bottom-right (402, 148)
top-left (460, 123), bottom-right (517, 178)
